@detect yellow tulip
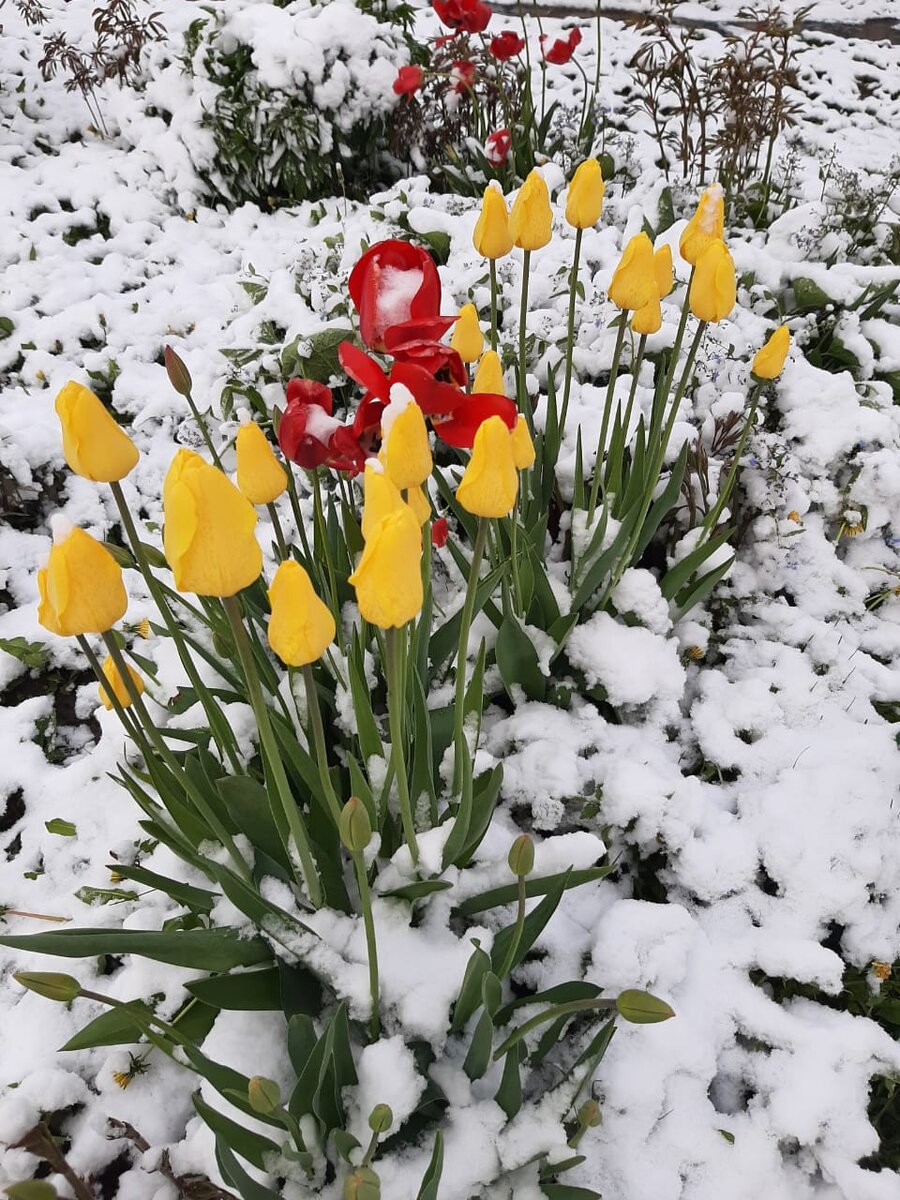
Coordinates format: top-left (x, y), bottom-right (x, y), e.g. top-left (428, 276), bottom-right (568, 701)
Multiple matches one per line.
top-left (406, 484), bottom-right (432, 527)
top-left (608, 233), bottom-right (656, 311)
top-left (511, 415), bottom-right (535, 470)
top-left (473, 350), bottom-right (505, 396)
top-left (654, 245), bottom-right (674, 298)
top-left (163, 449), bottom-right (262, 597)
top-left (565, 158), bottom-right (605, 229)
top-left (348, 506), bottom-right (423, 628)
top-left (456, 415), bottom-right (519, 518)
top-left (450, 304), bottom-right (484, 364)
top-left (361, 462), bottom-right (406, 541)
top-left (509, 170), bottom-right (553, 251)
top-left (55, 381), bottom-right (139, 483)
top-left (689, 239), bottom-right (736, 323)
top-left (382, 396), bottom-right (432, 490)
top-left (236, 420), bottom-right (287, 505)
top-left (99, 655), bottom-right (144, 710)
top-left (631, 294), bottom-right (662, 336)
top-left (267, 560), bottom-right (335, 666)
top-left (473, 185), bottom-right (513, 259)
top-left (38, 523), bottom-right (128, 636)
top-left (751, 325), bottom-right (791, 379)
top-left (680, 183), bottom-right (725, 265)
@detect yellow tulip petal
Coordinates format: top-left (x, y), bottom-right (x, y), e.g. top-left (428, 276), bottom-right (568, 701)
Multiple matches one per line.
top-left (680, 183), bottom-right (725, 265)
top-left (456, 415), bottom-right (519, 518)
top-left (450, 304), bottom-right (484, 364)
top-left (348, 506), bottom-right (423, 629)
top-left (689, 239), bottom-right (736, 323)
top-left (98, 655), bottom-right (144, 710)
top-left (511, 415), bottom-right (535, 470)
top-left (473, 185), bottom-right (513, 259)
top-left (608, 233), bottom-right (657, 311)
top-left (473, 350), bottom-right (505, 397)
top-left (236, 422), bottom-right (287, 505)
top-left (382, 398), bottom-right (433, 490)
top-left (268, 560), bottom-right (335, 666)
top-left (509, 170), bottom-right (553, 252)
top-left (565, 158), bottom-right (605, 229)
top-left (37, 526), bottom-right (128, 637)
top-left (55, 382), bottom-right (139, 483)
top-left (752, 325), bottom-right (791, 379)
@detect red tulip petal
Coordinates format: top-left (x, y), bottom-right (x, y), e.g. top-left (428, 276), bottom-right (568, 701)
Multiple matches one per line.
top-left (431, 394), bottom-right (518, 448)
top-left (339, 341), bottom-right (389, 401)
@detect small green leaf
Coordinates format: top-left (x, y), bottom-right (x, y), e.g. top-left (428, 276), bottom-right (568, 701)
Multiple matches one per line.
top-left (4, 1184), bottom-right (56, 1200)
top-left (416, 1131), bottom-right (444, 1200)
top-left (0, 927), bottom-right (273, 972)
top-left (0, 637), bottom-right (49, 670)
top-left (75, 886), bottom-right (139, 906)
top-left (45, 818), bottom-right (76, 838)
top-left (60, 1003), bottom-right (151, 1051)
top-left (495, 616), bottom-right (545, 702)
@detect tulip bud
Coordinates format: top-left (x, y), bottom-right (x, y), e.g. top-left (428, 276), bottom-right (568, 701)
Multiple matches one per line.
top-left (450, 304), bottom-right (484, 364)
top-left (55, 381), bottom-right (139, 483)
top-left (689, 239), bottom-right (736, 324)
top-left (348, 506), bottom-right (423, 628)
top-left (509, 170), bottom-right (553, 251)
top-left (163, 449), bottom-right (262, 597)
top-left (248, 1075), bottom-right (281, 1114)
top-left (751, 325), bottom-right (790, 380)
top-left (14, 972), bottom-right (81, 1003)
top-left (473, 185), bottom-right (513, 259)
top-left (343, 1167), bottom-right (380, 1200)
top-left (361, 462), bottom-right (406, 542)
top-left (631, 293), bottom-right (662, 336)
top-left (164, 346), bottom-right (193, 397)
top-left (456, 416), bottom-right (519, 518)
top-left (679, 183), bottom-right (725, 265)
top-left (615, 988), bottom-right (676, 1024)
top-left (510, 415), bottom-right (535, 470)
top-left (339, 798), bottom-right (373, 853)
top-left (431, 516), bottom-right (449, 548)
top-left (565, 158), bottom-right (605, 229)
top-left (654, 245), bottom-right (674, 298)
top-left (267, 560), bottom-right (336, 667)
top-left (473, 350), bottom-right (505, 397)
top-left (98, 654), bottom-right (144, 711)
top-left (577, 1099), bottom-right (602, 1128)
top-left (236, 420), bottom-right (287, 506)
top-left (608, 233), bottom-right (656, 311)
top-left (507, 833), bottom-right (534, 877)
top-left (38, 522), bottom-right (128, 637)
top-left (382, 389), bottom-right (432, 490)
top-left (368, 1103), bottom-right (393, 1134)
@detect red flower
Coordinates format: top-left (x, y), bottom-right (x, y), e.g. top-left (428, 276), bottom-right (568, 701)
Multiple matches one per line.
top-left (451, 59), bottom-right (476, 94)
top-left (278, 380), bottom-right (365, 474)
top-left (431, 517), bottom-right (449, 548)
top-left (393, 66), bottom-right (423, 96)
top-left (432, 392), bottom-right (517, 448)
top-left (348, 240), bottom-right (444, 352)
top-left (432, 0), bottom-right (491, 34)
top-left (485, 129), bottom-right (511, 167)
top-left (490, 31), bottom-right (524, 60)
top-left (540, 27), bottom-right (582, 65)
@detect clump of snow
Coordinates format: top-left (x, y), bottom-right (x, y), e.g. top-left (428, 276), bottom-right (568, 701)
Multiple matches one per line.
top-left (567, 612), bottom-right (686, 708)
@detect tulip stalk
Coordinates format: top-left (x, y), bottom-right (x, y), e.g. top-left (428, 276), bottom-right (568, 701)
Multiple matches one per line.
top-left (489, 260), bottom-right (499, 352)
top-left (301, 664), bottom-right (343, 829)
top-left (311, 469), bottom-right (345, 653)
top-left (701, 383), bottom-right (761, 540)
top-left (185, 393), bottom-right (223, 469)
top-left (222, 596), bottom-right (323, 907)
top-left (605, 333), bottom-right (647, 498)
top-left (266, 502), bottom-right (289, 561)
top-left (384, 626), bottom-right (418, 868)
top-left (517, 250), bottom-right (534, 434)
top-left (496, 872), bottom-right (527, 980)
top-left (560, 227), bottom-right (584, 434)
top-left (650, 269), bottom-right (695, 447)
top-left (587, 317), bottom-right (628, 521)
top-left (452, 517), bottom-right (489, 795)
top-left (351, 852), bottom-right (380, 1040)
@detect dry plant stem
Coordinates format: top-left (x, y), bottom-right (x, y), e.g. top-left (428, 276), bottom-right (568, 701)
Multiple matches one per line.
top-left (518, 249), bottom-right (534, 434)
top-left (497, 874), bottom-right (527, 979)
top-left (560, 226), bottom-right (584, 434)
top-left (301, 663), bottom-right (343, 828)
top-left (15, 1121), bottom-right (94, 1200)
top-left (266, 502), bottom-right (289, 561)
top-left (109, 481), bottom-right (242, 774)
top-left (222, 596), bottom-right (323, 906)
top-left (185, 390), bottom-right (223, 468)
top-left (384, 625), bottom-right (418, 866)
top-left (489, 259), bottom-right (499, 352)
top-left (701, 383), bottom-right (761, 538)
top-left (351, 849), bottom-right (380, 1039)
top-left (588, 317), bottom-right (628, 521)
top-left (452, 517), bottom-right (489, 795)
top-left (3, 909), bottom-right (70, 922)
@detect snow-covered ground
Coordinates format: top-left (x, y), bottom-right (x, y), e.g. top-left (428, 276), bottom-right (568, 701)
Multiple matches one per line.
top-left (2, 2), bottom-right (900, 1198)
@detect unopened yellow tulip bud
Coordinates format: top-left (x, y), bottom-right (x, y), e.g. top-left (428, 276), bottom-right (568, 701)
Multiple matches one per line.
top-left (450, 304), bottom-right (483, 363)
top-left (654, 245), bottom-right (674, 298)
top-left (509, 170), bottom-right (553, 251)
top-left (406, 483), bottom-right (432, 526)
top-left (55, 381), bottom-right (139, 483)
top-left (236, 420), bottom-right (287, 505)
top-left (382, 393), bottom-right (432, 490)
top-left (473, 185), bottom-right (513, 259)
top-left (473, 350), bottom-right (505, 396)
top-left (456, 415), bottom-right (518, 518)
top-left (163, 449), bottom-right (262, 597)
top-left (608, 233), bottom-right (656, 311)
top-left (631, 293), bottom-right (662, 336)
top-left (511, 415), bottom-right (535, 470)
top-left (267, 560), bottom-right (335, 666)
top-left (98, 655), bottom-right (144, 710)
top-left (361, 462), bottom-right (405, 541)
top-left (38, 523), bottom-right (128, 637)
top-left (689, 239), bottom-right (736, 323)
top-left (348, 506), bottom-right (423, 629)
top-left (751, 325), bottom-right (790, 379)
top-left (565, 158), bottom-right (605, 229)
top-left (680, 183), bottom-right (725, 265)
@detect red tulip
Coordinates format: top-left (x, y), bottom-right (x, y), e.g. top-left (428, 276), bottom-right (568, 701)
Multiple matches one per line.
top-left (431, 517), bottom-right (449, 548)
top-left (485, 129), bottom-right (512, 167)
top-left (451, 60), bottom-right (476, 94)
top-left (278, 380), bottom-right (365, 474)
top-left (490, 31), bottom-right (525, 60)
top-left (393, 66), bottom-right (423, 96)
top-left (540, 27), bottom-right (582, 65)
top-left (431, 392), bottom-right (517, 448)
top-left (432, 0), bottom-right (492, 34)
top-left (348, 240), bottom-right (444, 352)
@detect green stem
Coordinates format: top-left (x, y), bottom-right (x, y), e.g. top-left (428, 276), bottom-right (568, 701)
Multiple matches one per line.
top-left (384, 625), bottom-right (418, 868)
top-left (285, 464), bottom-right (316, 572)
top-left (266, 502), bottom-right (288, 561)
top-left (311, 468), bottom-right (345, 653)
top-left (77, 635), bottom-right (148, 751)
top-left (518, 249), bottom-right (534, 434)
top-left (301, 663), bottom-right (343, 828)
top-left (560, 227), bottom-right (584, 435)
top-left (497, 875), bottom-right (527, 979)
top-left (489, 258), bottom-right (499, 353)
top-left (223, 596), bottom-right (323, 906)
top-left (352, 850), bottom-right (380, 1040)
top-left (184, 391), bottom-right (223, 468)
top-left (508, 513), bottom-right (524, 618)
top-left (452, 518), bottom-right (489, 795)
top-left (606, 333), bottom-right (647, 497)
top-left (651, 268), bottom-right (695, 446)
top-left (702, 384), bottom-right (761, 538)
top-left (587, 317), bottom-right (628, 521)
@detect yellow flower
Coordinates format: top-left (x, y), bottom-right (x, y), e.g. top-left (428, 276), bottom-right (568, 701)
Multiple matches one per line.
top-left (38, 524), bottom-right (128, 636)
top-left (631, 293), bottom-right (662, 336)
top-left (608, 233), bottom-right (656, 311)
top-left (456, 415), bottom-right (519, 518)
top-left (348, 506), bottom-right (423, 628)
top-left (236, 420), bottom-right (287, 505)
top-left (55, 381), bottom-right (139, 483)
top-left (509, 170), bottom-right (553, 251)
top-left (98, 655), bottom-right (144, 710)
top-left (680, 183), bottom-right (725, 265)
top-left (382, 396), bottom-right (432, 490)
top-left (163, 449), bottom-right (262, 597)
top-left (511, 415), bottom-right (535, 470)
top-left (751, 325), bottom-right (790, 379)
top-left (473, 350), bottom-right (505, 396)
top-left (267, 560), bottom-right (335, 666)
top-left (473, 185), bottom-right (513, 259)
top-left (406, 484), bottom-right (432, 526)
top-left (361, 462), bottom-right (406, 541)
top-left (565, 158), bottom-right (605, 229)
top-left (450, 304), bottom-right (484, 363)
top-left (689, 239), bottom-right (736, 323)
top-left (654, 245), bottom-right (674, 298)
